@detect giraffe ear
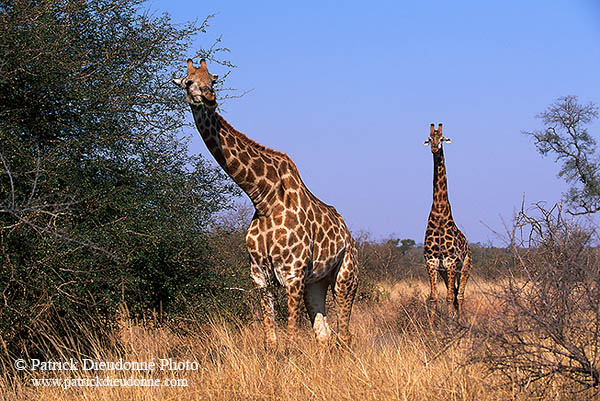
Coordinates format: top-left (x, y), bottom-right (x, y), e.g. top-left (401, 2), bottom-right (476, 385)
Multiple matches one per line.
top-left (172, 78), bottom-right (184, 88)
top-left (212, 74), bottom-right (219, 82)
top-left (442, 137), bottom-right (452, 143)
top-left (423, 139), bottom-right (431, 146)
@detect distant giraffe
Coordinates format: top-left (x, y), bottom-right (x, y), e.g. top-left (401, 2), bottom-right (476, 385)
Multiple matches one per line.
top-left (173, 59), bottom-right (358, 347)
top-left (423, 123), bottom-right (471, 321)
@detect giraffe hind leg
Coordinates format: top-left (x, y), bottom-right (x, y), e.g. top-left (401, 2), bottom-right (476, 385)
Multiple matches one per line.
top-left (334, 246), bottom-right (358, 347)
top-left (443, 257), bottom-right (459, 319)
top-left (456, 251), bottom-right (472, 320)
top-left (453, 264), bottom-right (461, 311)
top-left (304, 278), bottom-right (332, 347)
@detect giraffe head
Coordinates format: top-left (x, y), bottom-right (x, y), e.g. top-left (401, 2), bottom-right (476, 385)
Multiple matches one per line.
top-left (173, 59), bottom-right (219, 111)
top-left (424, 123), bottom-right (451, 152)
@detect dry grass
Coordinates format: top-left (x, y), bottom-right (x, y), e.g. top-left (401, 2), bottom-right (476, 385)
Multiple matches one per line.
top-left (0, 279), bottom-right (577, 401)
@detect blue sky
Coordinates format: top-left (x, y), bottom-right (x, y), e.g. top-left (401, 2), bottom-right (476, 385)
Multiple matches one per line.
top-left (151, 0), bottom-right (600, 244)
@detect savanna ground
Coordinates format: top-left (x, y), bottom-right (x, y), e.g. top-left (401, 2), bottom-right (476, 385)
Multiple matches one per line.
top-left (1, 274), bottom-right (591, 401)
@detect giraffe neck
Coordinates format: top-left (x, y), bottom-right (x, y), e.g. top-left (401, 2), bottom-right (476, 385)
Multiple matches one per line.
top-left (431, 146), bottom-right (452, 216)
top-left (190, 106), bottom-right (285, 216)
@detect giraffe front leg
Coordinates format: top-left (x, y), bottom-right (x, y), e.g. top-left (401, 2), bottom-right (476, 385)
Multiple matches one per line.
top-left (443, 257), bottom-right (458, 319)
top-left (260, 289), bottom-right (277, 349)
top-left (426, 258), bottom-right (440, 324)
top-left (250, 263), bottom-right (277, 349)
top-left (285, 275), bottom-right (305, 346)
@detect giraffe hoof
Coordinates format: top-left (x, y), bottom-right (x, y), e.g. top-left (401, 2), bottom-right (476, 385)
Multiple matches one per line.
top-left (265, 335), bottom-right (277, 351)
top-left (336, 334), bottom-right (353, 350)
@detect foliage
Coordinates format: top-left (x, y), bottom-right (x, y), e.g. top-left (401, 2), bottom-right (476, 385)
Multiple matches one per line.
top-left (0, 0), bottom-right (241, 356)
top-left (525, 96), bottom-right (599, 215)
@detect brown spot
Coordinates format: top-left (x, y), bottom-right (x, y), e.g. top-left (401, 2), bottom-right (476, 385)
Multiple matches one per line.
top-left (300, 193), bottom-right (309, 210)
top-left (228, 158), bottom-right (240, 174)
top-left (239, 152), bottom-right (250, 166)
top-left (288, 176), bottom-right (299, 189)
top-left (258, 235), bottom-right (267, 255)
top-left (272, 204), bottom-right (284, 216)
top-left (252, 159), bottom-right (265, 177)
top-left (288, 232), bottom-right (298, 246)
top-left (285, 211), bottom-right (298, 229)
top-left (265, 165), bottom-right (278, 182)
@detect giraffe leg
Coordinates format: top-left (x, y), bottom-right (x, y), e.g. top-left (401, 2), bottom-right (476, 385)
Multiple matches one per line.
top-left (249, 259), bottom-right (277, 349)
top-left (304, 279), bottom-right (332, 347)
top-left (426, 258), bottom-right (440, 324)
top-left (456, 250), bottom-right (472, 320)
top-left (285, 275), bottom-right (305, 346)
top-left (334, 246), bottom-right (358, 347)
top-left (260, 289), bottom-right (277, 349)
top-left (443, 257), bottom-right (458, 319)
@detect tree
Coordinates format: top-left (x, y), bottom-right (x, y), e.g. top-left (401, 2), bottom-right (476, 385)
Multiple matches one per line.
top-left (0, 0), bottom-right (241, 356)
top-left (524, 95), bottom-right (599, 215)
top-left (399, 238), bottom-right (416, 256)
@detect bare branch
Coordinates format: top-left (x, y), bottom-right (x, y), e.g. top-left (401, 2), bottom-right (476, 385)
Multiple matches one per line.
top-left (0, 150), bottom-right (15, 210)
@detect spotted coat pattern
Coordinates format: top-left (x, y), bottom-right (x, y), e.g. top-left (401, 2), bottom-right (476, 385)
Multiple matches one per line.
top-left (174, 59), bottom-right (358, 347)
top-left (423, 123), bottom-right (471, 321)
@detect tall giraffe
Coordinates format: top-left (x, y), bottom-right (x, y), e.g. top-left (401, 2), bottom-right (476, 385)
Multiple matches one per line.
top-left (423, 123), bottom-right (471, 321)
top-left (173, 59), bottom-right (358, 347)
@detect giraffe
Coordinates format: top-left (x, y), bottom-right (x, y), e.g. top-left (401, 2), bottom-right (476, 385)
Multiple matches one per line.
top-left (173, 59), bottom-right (358, 347)
top-left (423, 123), bottom-right (471, 321)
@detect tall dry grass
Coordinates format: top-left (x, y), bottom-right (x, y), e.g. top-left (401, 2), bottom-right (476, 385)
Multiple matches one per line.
top-left (0, 279), bottom-right (579, 401)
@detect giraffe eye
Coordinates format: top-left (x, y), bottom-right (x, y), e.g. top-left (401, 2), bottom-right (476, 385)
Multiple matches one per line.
top-left (185, 80), bottom-right (193, 87)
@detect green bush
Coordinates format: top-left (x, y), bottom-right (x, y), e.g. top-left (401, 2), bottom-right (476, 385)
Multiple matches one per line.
top-left (0, 0), bottom-right (241, 357)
